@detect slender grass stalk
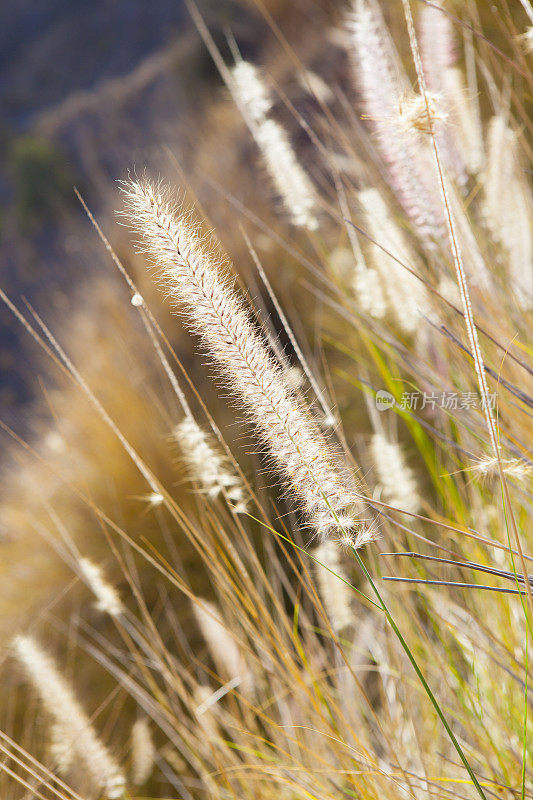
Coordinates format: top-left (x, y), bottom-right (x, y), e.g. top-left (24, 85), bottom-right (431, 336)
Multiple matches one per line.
top-left (522, 631), bottom-right (528, 800)
top-left (419, 0), bottom-right (468, 185)
top-left (349, 545), bottom-right (488, 800)
top-left (244, 231), bottom-right (336, 426)
top-left (400, 0), bottom-right (533, 623)
top-left (192, 599), bottom-right (252, 692)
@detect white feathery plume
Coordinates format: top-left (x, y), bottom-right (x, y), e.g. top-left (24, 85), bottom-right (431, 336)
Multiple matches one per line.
top-left (330, 246), bottom-right (386, 320)
top-left (131, 718), bottom-right (155, 786)
top-left (49, 722), bottom-right (75, 775)
top-left (313, 541), bottom-right (353, 633)
top-left (418, 1), bottom-right (455, 94)
top-left (173, 415), bottom-right (248, 513)
top-left (254, 118), bottom-right (319, 230)
top-left (358, 188), bottom-right (429, 334)
top-left (329, 247), bottom-right (355, 282)
top-left (347, 0), bottom-right (444, 240)
top-left (396, 91), bottom-right (448, 137)
top-left (192, 599), bottom-right (253, 693)
top-left (12, 635), bottom-right (126, 798)
top-left (121, 178), bottom-right (372, 545)
top-left (137, 305), bottom-right (248, 510)
top-left (370, 432), bottom-right (420, 514)
top-left (418, 0), bottom-right (468, 184)
top-left (230, 60), bottom-right (319, 230)
top-left (79, 558), bottom-right (124, 617)
top-left (484, 115), bottom-right (533, 309)
top-left (231, 60), bottom-right (273, 124)
top-left (470, 457), bottom-right (533, 482)
top-left (353, 263), bottom-right (387, 320)
top-left (443, 66), bottom-right (484, 175)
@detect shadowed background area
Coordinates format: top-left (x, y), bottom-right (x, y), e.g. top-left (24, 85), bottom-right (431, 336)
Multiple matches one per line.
top-left (0, 0), bottom-right (340, 422)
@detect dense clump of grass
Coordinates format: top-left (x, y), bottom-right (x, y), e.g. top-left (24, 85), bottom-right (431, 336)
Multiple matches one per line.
top-left (1, 1), bottom-right (532, 799)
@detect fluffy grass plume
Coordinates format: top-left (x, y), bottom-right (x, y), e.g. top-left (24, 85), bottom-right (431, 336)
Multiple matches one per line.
top-left (120, 178), bottom-right (371, 544)
top-left (79, 558), bottom-right (124, 617)
top-left (230, 59), bottom-right (319, 229)
top-left (12, 635), bottom-right (126, 798)
top-left (173, 415), bottom-right (248, 511)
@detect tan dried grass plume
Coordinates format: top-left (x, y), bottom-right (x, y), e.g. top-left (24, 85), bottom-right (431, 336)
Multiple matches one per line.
top-left (120, 178), bottom-right (372, 545)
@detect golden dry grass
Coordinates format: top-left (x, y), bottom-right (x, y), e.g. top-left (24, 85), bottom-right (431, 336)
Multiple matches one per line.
top-left (1, 1), bottom-right (532, 798)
